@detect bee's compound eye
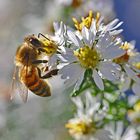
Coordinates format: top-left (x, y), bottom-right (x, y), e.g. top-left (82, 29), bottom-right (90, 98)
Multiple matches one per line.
top-left (29, 38), bottom-right (41, 47)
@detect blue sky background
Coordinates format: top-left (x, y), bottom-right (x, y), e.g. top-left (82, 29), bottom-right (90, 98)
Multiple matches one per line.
top-left (114, 0), bottom-right (140, 50)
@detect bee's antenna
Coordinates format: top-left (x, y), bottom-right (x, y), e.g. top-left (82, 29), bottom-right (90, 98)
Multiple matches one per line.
top-left (38, 33), bottom-right (50, 41)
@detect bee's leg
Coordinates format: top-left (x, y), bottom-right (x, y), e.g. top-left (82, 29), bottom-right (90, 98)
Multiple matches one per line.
top-left (37, 67), bottom-right (59, 79)
top-left (32, 60), bottom-right (48, 65)
top-left (38, 33), bottom-right (50, 41)
top-left (37, 48), bottom-right (48, 55)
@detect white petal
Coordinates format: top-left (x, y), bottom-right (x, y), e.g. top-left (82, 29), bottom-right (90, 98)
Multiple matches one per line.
top-left (53, 21), bottom-right (65, 35)
top-left (99, 62), bottom-right (121, 81)
top-left (48, 55), bottom-right (57, 67)
top-left (53, 22), bottom-right (60, 33)
top-left (106, 19), bottom-right (120, 30)
top-left (109, 21), bottom-right (123, 31)
top-left (101, 44), bottom-right (125, 59)
top-left (90, 20), bottom-right (97, 35)
top-left (124, 65), bottom-right (140, 84)
top-left (74, 70), bottom-right (85, 91)
top-left (59, 63), bottom-right (84, 87)
top-left (116, 122), bottom-right (124, 138)
top-left (59, 47), bottom-right (77, 63)
top-left (67, 30), bottom-right (82, 47)
top-left (72, 97), bottom-right (84, 117)
top-left (97, 32), bottom-right (112, 48)
top-left (120, 77), bottom-right (131, 92)
top-left (92, 69), bottom-right (104, 90)
top-left (81, 27), bottom-right (94, 46)
top-left (132, 83), bottom-right (140, 96)
top-left (95, 130), bottom-right (111, 140)
top-left (110, 29), bottom-right (123, 35)
top-left (122, 127), bottom-right (138, 140)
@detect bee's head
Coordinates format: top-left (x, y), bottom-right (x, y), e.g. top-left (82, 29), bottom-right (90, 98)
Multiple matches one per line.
top-left (24, 35), bottom-right (41, 48)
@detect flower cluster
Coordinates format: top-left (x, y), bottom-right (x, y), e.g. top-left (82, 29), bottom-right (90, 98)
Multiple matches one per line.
top-left (43, 11), bottom-right (140, 97)
top-left (18, 10), bottom-right (140, 139)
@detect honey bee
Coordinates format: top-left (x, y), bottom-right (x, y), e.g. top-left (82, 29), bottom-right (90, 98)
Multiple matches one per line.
top-left (11, 34), bottom-right (58, 102)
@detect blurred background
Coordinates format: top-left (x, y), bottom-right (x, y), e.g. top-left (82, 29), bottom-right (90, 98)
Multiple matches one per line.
top-left (0, 0), bottom-right (139, 139)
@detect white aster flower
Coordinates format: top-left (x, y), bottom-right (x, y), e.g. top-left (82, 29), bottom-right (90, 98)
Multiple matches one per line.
top-left (105, 121), bottom-right (138, 140)
top-left (59, 27), bottom-right (125, 90)
top-left (120, 72), bottom-right (140, 97)
top-left (66, 91), bottom-right (110, 140)
top-left (114, 41), bottom-right (140, 96)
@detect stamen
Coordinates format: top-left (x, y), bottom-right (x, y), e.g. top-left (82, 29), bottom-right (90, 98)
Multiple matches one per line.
top-left (72, 11), bottom-right (101, 31)
top-left (74, 45), bottom-right (100, 68)
top-left (66, 120), bottom-right (95, 135)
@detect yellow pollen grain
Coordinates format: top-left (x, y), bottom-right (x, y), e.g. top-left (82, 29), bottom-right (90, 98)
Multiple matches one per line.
top-left (74, 45), bottom-right (100, 69)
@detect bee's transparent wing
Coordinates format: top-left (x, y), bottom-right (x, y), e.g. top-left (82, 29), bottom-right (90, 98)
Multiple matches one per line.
top-left (10, 66), bottom-right (28, 103)
top-left (10, 66), bottom-right (18, 101)
top-left (17, 81), bottom-right (28, 103)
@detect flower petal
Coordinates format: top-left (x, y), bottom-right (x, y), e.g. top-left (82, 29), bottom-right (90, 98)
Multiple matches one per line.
top-left (124, 65), bottom-right (140, 84)
top-left (120, 76), bottom-right (131, 92)
top-left (59, 63), bottom-right (84, 87)
top-left (92, 69), bottom-right (104, 90)
top-left (132, 83), bottom-right (140, 97)
top-left (59, 47), bottom-right (76, 63)
top-left (67, 30), bottom-right (82, 47)
top-left (99, 61), bottom-right (121, 81)
top-left (74, 70), bottom-right (85, 92)
top-left (100, 44), bottom-right (125, 59)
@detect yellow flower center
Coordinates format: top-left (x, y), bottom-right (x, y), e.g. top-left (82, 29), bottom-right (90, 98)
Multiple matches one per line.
top-left (133, 62), bottom-right (140, 70)
top-left (74, 45), bottom-right (100, 69)
top-left (113, 53), bottom-right (129, 64)
top-left (66, 120), bottom-right (95, 135)
top-left (120, 42), bottom-right (130, 50)
top-left (39, 37), bottom-right (58, 56)
top-left (72, 11), bottom-right (100, 31)
top-left (134, 101), bottom-right (140, 112)
top-left (128, 101), bottom-right (140, 123)
top-left (113, 42), bottom-right (132, 64)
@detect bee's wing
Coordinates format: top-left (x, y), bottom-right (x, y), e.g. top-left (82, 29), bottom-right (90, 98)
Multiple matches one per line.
top-left (10, 66), bottom-right (18, 101)
top-left (10, 66), bottom-right (28, 103)
top-left (17, 81), bottom-right (28, 103)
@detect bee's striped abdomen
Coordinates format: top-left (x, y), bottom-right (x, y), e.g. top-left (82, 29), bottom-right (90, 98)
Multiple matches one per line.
top-left (21, 67), bottom-right (51, 97)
